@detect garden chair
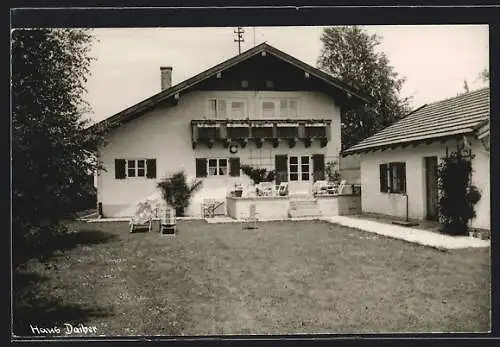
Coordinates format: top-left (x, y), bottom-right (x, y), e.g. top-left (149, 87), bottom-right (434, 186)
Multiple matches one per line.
top-left (313, 180), bottom-right (328, 196)
top-left (241, 203), bottom-right (258, 230)
top-left (332, 180), bottom-right (347, 195)
top-left (277, 182), bottom-right (289, 196)
top-left (160, 205), bottom-right (176, 235)
top-left (257, 182), bottom-right (275, 196)
top-left (129, 200), bottom-right (156, 233)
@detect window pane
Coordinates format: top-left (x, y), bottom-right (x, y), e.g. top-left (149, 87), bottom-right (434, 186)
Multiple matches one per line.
top-left (128, 168), bottom-right (136, 177)
top-left (209, 167), bottom-right (218, 176)
top-left (302, 173), bottom-right (309, 181)
top-left (208, 99), bottom-right (217, 117)
top-left (289, 100), bottom-right (298, 117)
top-left (209, 159), bottom-right (217, 167)
top-left (127, 160), bottom-right (135, 168)
top-left (137, 160), bottom-right (145, 168)
top-left (219, 167), bottom-right (227, 175)
top-left (301, 156), bottom-right (309, 164)
top-left (219, 159), bottom-right (227, 167)
top-left (301, 164), bottom-right (309, 172)
top-left (290, 164), bottom-right (298, 173)
top-left (137, 168), bottom-right (145, 177)
top-left (290, 173), bottom-right (298, 181)
top-left (289, 156), bottom-right (298, 164)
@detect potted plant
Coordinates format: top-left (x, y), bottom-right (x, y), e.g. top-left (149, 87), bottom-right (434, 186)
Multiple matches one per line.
top-left (233, 182), bottom-right (243, 197)
top-left (157, 171), bottom-right (202, 217)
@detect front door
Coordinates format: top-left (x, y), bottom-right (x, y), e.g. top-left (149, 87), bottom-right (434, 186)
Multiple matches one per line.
top-left (425, 156), bottom-right (439, 221)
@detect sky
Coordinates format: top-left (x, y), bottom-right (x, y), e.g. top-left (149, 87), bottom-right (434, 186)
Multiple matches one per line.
top-left (85, 25), bottom-right (489, 123)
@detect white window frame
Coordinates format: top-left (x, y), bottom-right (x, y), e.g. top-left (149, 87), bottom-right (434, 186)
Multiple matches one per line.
top-left (126, 159), bottom-right (148, 178)
top-left (288, 155), bottom-right (311, 181)
top-left (207, 158), bottom-right (228, 176)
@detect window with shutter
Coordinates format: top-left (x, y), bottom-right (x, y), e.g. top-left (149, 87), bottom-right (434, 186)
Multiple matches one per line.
top-left (275, 155), bottom-right (288, 184)
top-left (380, 164), bottom-right (388, 192)
top-left (312, 154), bottom-right (325, 181)
top-left (115, 159), bottom-right (126, 179)
top-left (380, 162), bottom-right (406, 193)
top-left (196, 158), bottom-right (207, 178)
top-left (229, 157), bottom-right (240, 177)
top-left (146, 159), bottom-right (156, 179)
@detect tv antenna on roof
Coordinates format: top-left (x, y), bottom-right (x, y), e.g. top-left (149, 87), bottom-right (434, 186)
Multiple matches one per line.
top-left (234, 27), bottom-right (245, 54)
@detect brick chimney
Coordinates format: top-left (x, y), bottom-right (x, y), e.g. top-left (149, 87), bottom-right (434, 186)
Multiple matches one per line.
top-left (160, 66), bottom-right (172, 91)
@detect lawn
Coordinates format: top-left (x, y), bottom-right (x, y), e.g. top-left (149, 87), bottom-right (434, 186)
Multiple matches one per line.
top-left (13, 219), bottom-right (490, 336)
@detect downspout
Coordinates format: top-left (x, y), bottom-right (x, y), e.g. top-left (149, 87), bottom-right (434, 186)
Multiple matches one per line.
top-left (405, 192), bottom-right (409, 222)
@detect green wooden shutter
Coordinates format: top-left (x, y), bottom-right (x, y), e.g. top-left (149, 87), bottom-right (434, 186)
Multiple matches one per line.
top-left (275, 155), bottom-right (288, 184)
top-left (312, 154), bottom-right (325, 181)
top-left (115, 159), bottom-right (126, 179)
top-left (196, 158), bottom-right (207, 178)
top-left (379, 164), bottom-right (387, 192)
top-left (146, 159), bottom-right (157, 179)
top-left (229, 157), bottom-right (240, 177)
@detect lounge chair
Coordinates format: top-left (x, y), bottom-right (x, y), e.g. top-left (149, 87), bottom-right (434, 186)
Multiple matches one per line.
top-left (277, 182), bottom-right (289, 196)
top-left (129, 200), bottom-right (156, 233)
top-left (332, 180), bottom-right (347, 195)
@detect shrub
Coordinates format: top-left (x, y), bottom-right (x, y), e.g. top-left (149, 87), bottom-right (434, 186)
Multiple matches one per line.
top-left (241, 165), bottom-right (275, 185)
top-left (325, 160), bottom-right (341, 182)
top-left (437, 150), bottom-right (481, 235)
top-left (157, 171), bottom-right (202, 216)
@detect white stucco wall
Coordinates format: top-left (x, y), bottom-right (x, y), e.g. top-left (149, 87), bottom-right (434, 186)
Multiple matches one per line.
top-left (358, 138), bottom-right (490, 230)
top-left (97, 90), bottom-right (342, 217)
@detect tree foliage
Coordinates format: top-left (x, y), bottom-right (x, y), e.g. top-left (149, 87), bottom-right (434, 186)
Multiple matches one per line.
top-left (12, 29), bottom-right (104, 244)
top-left (317, 26), bottom-right (410, 150)
top-left (240, 165), bottom-right (275, 185)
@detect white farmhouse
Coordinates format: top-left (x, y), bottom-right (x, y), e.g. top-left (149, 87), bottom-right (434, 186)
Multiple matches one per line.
top-left (93, 43), bottom-right (367, 218)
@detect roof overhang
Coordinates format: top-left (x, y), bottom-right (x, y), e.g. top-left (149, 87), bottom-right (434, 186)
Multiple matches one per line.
top-left (341, 129), bottom-right (476, 157)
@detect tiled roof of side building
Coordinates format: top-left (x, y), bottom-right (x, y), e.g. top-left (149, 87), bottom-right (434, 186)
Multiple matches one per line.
top-left (343, 87), bottom-right (490, 155)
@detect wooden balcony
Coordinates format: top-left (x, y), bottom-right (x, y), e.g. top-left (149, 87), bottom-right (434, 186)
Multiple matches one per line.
top-left (191, 119), bottom-right (331, 149)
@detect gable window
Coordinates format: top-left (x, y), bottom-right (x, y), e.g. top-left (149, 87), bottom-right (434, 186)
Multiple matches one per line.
top-left (379, 162), bottom-right (406, 193)
top-left (262, 101), bottom-right (276, 118)
top-left (115, 159), bottom-right (156, 179)
top-left (289, 155), bottom-right (310, 181)
top-left (207, 98), bottom-right (227, 118)
top-left (280, 99), bottom-right (298, 118)
top-left (230, 100), bottom-right (246, 119)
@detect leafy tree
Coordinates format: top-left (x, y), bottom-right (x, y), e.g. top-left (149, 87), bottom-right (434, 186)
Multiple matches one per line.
top-left (317, 26), bottom-right (410, 150)
top-left (12, 29), bottom-right (104, 247)
top-left (479, 68), bottom-right (489, 82)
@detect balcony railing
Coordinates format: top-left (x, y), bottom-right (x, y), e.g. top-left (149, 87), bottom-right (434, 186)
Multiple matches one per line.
top-left (191, 119), bottom-right (331, 149)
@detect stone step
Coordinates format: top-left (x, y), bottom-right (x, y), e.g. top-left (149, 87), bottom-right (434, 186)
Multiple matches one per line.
top-left (288, 208), bottom-right (322, 218)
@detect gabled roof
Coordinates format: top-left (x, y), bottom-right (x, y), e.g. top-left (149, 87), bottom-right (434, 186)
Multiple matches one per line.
top-left (343, 87), bottom-right (490, 155)
top-left (92, 42), bottom-right (369, 130)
